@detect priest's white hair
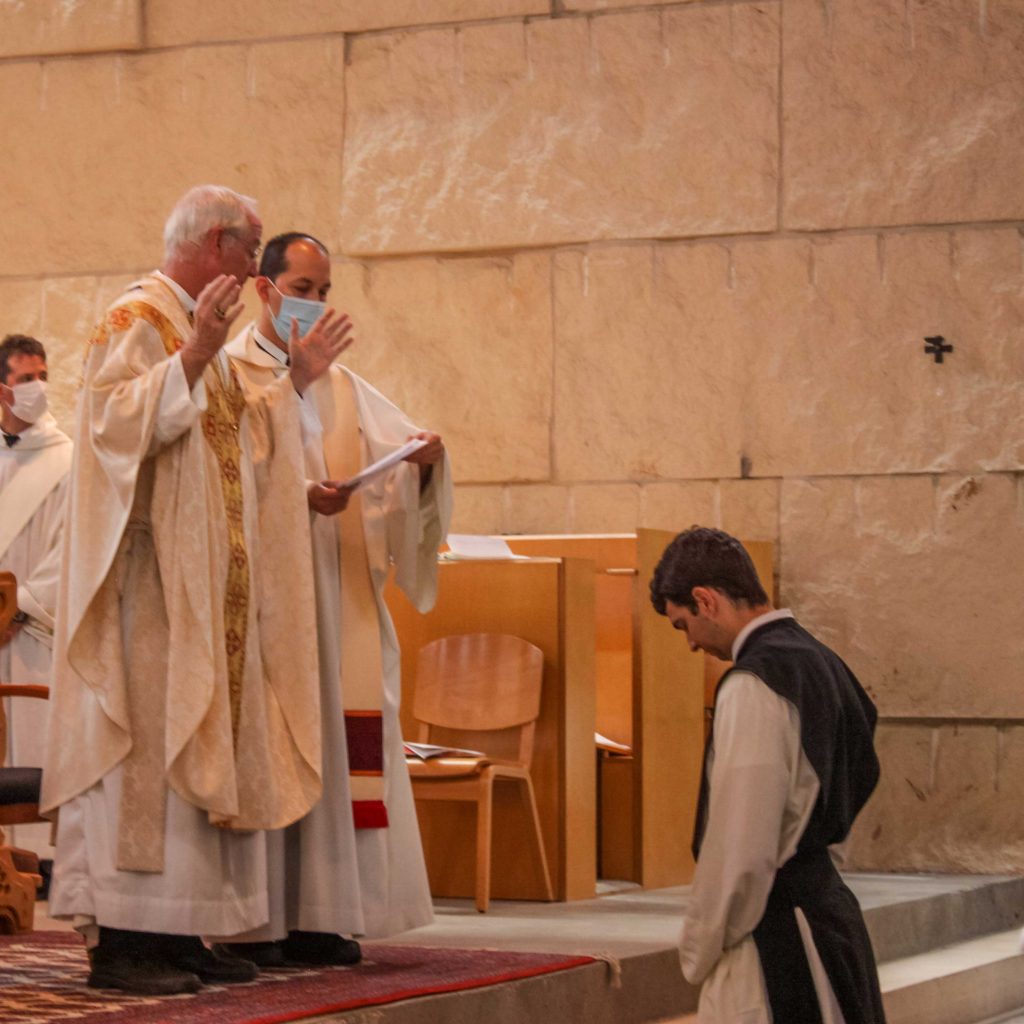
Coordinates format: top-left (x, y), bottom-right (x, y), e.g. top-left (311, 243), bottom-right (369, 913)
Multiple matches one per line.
top-left (163, 184), bottom-right (258, 259)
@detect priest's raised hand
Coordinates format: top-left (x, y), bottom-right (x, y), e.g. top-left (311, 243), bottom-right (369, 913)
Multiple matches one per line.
top-left (288, 309), bottom-right (354, 396)
top-left (181, 274), bottom-right (244, 387)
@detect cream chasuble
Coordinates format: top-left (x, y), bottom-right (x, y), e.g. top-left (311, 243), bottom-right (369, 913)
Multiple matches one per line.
top-left (42, 276), bottom-right (323, 878)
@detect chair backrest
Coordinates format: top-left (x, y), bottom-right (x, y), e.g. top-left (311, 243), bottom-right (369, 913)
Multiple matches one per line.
top-left (413, 634), bottom-right (544, 764)
top-left (0, 684), bottom-right (49, 837)
top-left (0, 686), bottom-right (49, 767)
top-left (0, 573), bottom-right (15, 635)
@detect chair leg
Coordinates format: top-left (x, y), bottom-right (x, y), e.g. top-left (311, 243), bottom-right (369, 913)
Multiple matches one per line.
top-left (475, 776), bottom-right (493, 913)
top-left (520, 777), bottom-right (554, 901)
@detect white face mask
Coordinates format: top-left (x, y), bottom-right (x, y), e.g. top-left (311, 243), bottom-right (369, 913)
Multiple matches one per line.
top-left (270, 282), bottom-right (326, 342)
top-left (9, 380), bottom-right (48, 423)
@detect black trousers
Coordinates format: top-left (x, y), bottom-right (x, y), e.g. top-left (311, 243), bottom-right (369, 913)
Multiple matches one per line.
top-left (752, 848), bottom-right (887, 1024)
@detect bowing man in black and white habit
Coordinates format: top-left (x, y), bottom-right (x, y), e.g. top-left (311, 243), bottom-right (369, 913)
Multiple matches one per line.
top-left (650, 526), bottom-right (886, 1024)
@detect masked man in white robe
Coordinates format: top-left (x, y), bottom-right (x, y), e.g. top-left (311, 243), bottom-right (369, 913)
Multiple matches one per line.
top-left (0, 335), bottom-right (73, 864)
top-left (219, 231), bottom-right (451, 967)
top-left (41, 187), bottom-right (353, 997)
top-left (650, 527), bottom-right (885, 1024)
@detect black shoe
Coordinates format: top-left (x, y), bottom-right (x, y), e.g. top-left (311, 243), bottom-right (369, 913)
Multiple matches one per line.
top-left (212, 940), bottom-right (288, 969)
top-left (88, 929), bottom-right (202, 996)
top-left (281, 930), bottom-right (362, 966)
top-left (161, 935), bottom-right (259, 984)
top-left (36, 858), bottom-right (53, 901)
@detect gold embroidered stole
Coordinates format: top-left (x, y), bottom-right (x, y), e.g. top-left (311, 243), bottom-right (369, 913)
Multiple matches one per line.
top-left (320, 371), bottom-right (389, 829)
top-left (88, 300), bottom-right (186, 353)
top-left (201, 358), bottom-right (251, 749)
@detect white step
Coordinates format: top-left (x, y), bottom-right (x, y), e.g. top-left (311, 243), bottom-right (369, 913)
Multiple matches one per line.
top-left (881, 929), bottom-right (1024, 1024)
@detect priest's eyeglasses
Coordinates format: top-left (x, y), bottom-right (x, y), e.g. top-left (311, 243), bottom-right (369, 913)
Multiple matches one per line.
top-left (223, 229), bottom-right (262, 260)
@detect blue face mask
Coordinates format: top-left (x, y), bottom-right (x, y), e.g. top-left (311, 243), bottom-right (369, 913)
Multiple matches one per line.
top-left (269, 283), bottom-right (326, 341)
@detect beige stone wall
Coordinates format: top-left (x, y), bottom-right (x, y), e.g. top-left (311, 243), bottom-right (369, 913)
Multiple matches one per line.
top-left (4, 0), bottom-right (1022, 873)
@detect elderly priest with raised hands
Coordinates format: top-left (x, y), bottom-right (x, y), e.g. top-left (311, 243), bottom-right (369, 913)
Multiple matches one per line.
top-left (41, 186), bottom-right (353, 997)
top-left (650, 527), bottom-right (886, 1024)
top-left (220, 231), bottom-right (451, 968)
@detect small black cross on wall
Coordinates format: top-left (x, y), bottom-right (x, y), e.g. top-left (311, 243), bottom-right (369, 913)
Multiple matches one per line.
top-left (924, 336), bottom-right (953, 364)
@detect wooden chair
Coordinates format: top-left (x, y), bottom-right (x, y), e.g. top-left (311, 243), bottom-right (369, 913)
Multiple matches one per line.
top-left (0, 570), bottom-right (47, 933)
top-left (406, 633), bottom-right (554, 913)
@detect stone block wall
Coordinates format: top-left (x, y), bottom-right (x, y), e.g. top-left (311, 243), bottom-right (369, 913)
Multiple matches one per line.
top-left (2, 0), bottom-right (1021, 872)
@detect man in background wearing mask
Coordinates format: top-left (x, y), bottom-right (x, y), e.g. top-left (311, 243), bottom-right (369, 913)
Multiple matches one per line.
top-left (220, 232), bottom-right (452, 966)
top-left (0, 334), bottom-right (72, 869)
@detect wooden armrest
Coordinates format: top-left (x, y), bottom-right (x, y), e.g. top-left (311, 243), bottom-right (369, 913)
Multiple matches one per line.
top-left (0, 685), bottom-right (49, 700)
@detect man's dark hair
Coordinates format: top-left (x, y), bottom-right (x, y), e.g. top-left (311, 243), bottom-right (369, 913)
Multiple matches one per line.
top-left (258, 232), bottom-right (328, 282)
top-left (650, 526), bottom-right (768, 615)
top-left (0, 334), bottom-right (46, 385)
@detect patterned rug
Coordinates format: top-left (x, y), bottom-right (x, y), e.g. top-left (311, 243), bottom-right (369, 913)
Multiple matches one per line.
top-left (0, 931), bottom-right (596, 1023)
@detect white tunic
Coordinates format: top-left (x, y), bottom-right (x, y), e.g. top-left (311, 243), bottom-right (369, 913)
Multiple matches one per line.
top-left (223, 326), bottom-right (453, 940)
top-left (681, 610), bottom-right (845, 1024)
top-left (0, 413), bottom-right (72, 855)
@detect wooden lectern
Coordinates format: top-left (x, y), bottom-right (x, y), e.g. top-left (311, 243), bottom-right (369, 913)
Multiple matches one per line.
top-left (502, 532), bottom-right (774, 891)
top-left (501, 531), bottom-right (697, 889)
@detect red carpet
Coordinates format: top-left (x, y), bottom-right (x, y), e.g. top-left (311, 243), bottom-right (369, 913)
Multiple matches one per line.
top-left (0, 931), bottom-right (596, 1023)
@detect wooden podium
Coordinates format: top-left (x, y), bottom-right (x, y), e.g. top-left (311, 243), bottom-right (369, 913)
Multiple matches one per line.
top-left (387, 557), bottom-right (596, 902)
top-left (502, 531), bottom-right (700, 889)
top-left (503, 532), bottom-right (774, 890)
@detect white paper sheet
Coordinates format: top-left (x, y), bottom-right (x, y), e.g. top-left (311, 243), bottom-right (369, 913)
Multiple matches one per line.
top-left (345, 437), bottom-right (427, 488)
top-left (443, 534), bottom-right (528, 560)
top-left (404, 742), bottom-right (485, 761)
